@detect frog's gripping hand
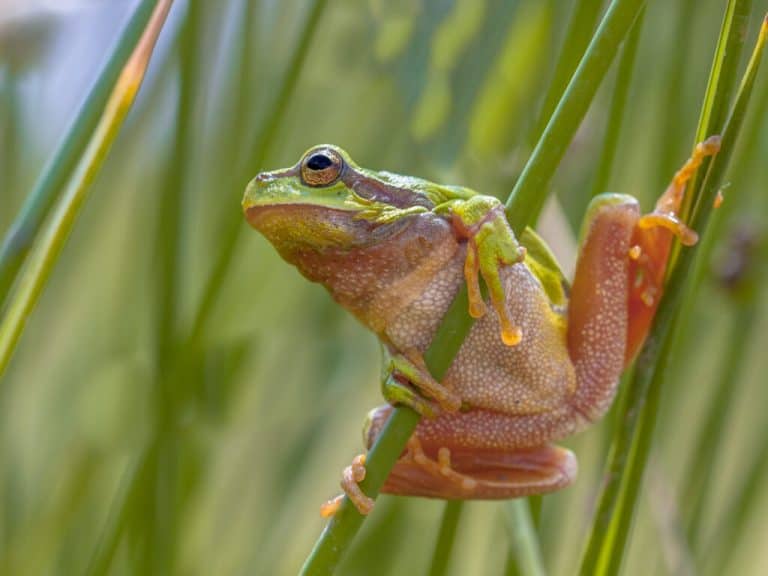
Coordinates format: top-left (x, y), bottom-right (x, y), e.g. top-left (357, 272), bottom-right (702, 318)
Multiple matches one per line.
top-left (380, 345), bottom-right (461, 416)
top-left (445, 196), bottom-right (526, 346)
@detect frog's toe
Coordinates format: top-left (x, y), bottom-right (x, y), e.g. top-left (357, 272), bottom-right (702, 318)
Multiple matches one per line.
top-left (322, 454), bottom-right (375, 517)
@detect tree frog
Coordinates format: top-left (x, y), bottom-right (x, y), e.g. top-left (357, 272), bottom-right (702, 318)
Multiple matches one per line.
top-left (242, 137), bottom-right (720, 516)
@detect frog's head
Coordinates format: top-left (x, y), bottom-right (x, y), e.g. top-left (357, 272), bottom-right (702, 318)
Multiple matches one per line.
top-left (243, 145), bottom-right (462, 327)
top-left (243, 144), bottom-right (440, 260)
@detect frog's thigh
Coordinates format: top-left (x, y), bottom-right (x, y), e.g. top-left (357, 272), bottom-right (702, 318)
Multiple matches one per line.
top-left (567, 194), bottom-right (639, 421)
top-left (366, 406), bottom-right (577, 499)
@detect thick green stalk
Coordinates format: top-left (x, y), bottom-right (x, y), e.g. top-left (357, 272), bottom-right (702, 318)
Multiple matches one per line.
top-left (0, 0), bottom-right (163, 307)
top-left (301, 1), bottom-right (648, 573)
top-left (506, 0), bottom-right (646, 232)
top-left (0, 0), bottom-right (173, 377)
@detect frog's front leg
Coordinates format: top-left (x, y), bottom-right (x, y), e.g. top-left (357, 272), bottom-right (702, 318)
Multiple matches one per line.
top-left (438, 196), bottom-right (527, 346)
top-left (380, 343), bottom-right (461, 415)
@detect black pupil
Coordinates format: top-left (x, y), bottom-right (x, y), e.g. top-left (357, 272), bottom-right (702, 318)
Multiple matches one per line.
top-left (307, 153), bottom-right (334, 171)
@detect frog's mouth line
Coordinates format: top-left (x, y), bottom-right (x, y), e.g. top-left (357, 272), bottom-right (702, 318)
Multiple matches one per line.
top-left (243, 202), bottom-right (361, 228)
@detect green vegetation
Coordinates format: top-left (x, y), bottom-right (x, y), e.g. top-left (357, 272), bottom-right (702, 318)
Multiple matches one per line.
top-left (0, 1), bottom-right (766, 574)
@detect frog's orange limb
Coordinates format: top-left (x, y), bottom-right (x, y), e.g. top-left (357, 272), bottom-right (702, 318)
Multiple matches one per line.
top-left (320, 454), bottom-right (374, 517)
top-left (626, 135), bottom-right (720, 361)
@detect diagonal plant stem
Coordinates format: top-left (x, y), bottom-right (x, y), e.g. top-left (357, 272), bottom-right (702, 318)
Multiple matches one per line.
top-left (506, 0), bottom-right (646, 232)
top-left (0, 0), bottom-right (164, 307)
top-left (300, 1), bottom-right (647, 574)
top-left (0, 0), bottom-right (173, 377)
top-left (590, 7), bottom-right (644, 197)
top-left (578, 10), bottom-right (766, 576)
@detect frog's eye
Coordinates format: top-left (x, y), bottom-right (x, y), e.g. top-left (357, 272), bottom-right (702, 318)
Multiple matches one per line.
top-left (301, 148), bottom-right (343, 187)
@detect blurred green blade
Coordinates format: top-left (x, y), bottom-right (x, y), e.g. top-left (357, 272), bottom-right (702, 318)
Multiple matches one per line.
top-left (0, 0), bottom-right (173, 376)
top-left (0, 0), bottom-right (164, 306)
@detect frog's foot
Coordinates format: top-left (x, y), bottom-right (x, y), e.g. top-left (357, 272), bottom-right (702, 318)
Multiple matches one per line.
top-left (382, 438), bottom-right (577, 499)
top-left (449, 196), bottom-right (526, 346)
top-left (636, 135), bottom-right (722, 247)
top-left (319, 454), bottom-right (375, 518)
top-left (382, 346), bottom-right (460, 413)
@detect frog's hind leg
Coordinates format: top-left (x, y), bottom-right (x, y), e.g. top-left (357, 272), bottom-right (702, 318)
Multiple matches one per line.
top-left (565, 137), bottom-right (721, 423)
top-left (366, 406), bottom-right (577, 500)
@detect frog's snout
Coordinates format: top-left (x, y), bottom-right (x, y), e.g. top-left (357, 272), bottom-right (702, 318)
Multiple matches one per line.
top-left (242, 172), bottom-right (278, 213)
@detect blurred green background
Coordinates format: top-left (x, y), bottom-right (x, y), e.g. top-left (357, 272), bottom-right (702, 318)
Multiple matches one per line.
top-left (1, 0), bottom-right (767, 574)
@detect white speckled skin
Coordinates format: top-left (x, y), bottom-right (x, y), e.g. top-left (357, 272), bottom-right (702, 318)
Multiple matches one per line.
top-left (369, 200), bottom-right (640, 498)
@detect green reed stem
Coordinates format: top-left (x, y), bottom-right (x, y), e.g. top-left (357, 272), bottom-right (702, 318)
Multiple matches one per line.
top-left (506, 0), bottom-right (646, 232)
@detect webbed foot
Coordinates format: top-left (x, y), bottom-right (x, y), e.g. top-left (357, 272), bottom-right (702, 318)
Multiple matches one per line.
top-left (320, 454), bottom-right (375, 517)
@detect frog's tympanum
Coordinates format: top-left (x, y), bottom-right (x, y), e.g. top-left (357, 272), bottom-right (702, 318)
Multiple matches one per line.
top-left (242, 138), bottom-right (720, 516)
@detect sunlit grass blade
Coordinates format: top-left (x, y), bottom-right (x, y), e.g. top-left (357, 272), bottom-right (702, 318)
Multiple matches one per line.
top-left (0, 0), bottom-right (172, 376)
top-left (0, 0), bottom-right (165, 306)
top-left (578, 10), bottom-right (766, 576)
top-left (300, 1), bottom-right (647, 573)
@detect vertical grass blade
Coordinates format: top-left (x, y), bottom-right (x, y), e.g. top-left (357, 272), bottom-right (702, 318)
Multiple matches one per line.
top-left (0, 0), bottom-right (173, 377)
top-left (0, 0), bottom-right (164, 306)
top-left (503, 500), bottom-right (546, 576)
top-left (578, 11), bottom-right (766, 576)
top-left (426, 501), bottom-right (464, 576)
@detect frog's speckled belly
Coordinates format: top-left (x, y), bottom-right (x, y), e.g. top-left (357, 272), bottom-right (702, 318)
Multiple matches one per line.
top-left (385, 248), bottom-right (576, 416)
